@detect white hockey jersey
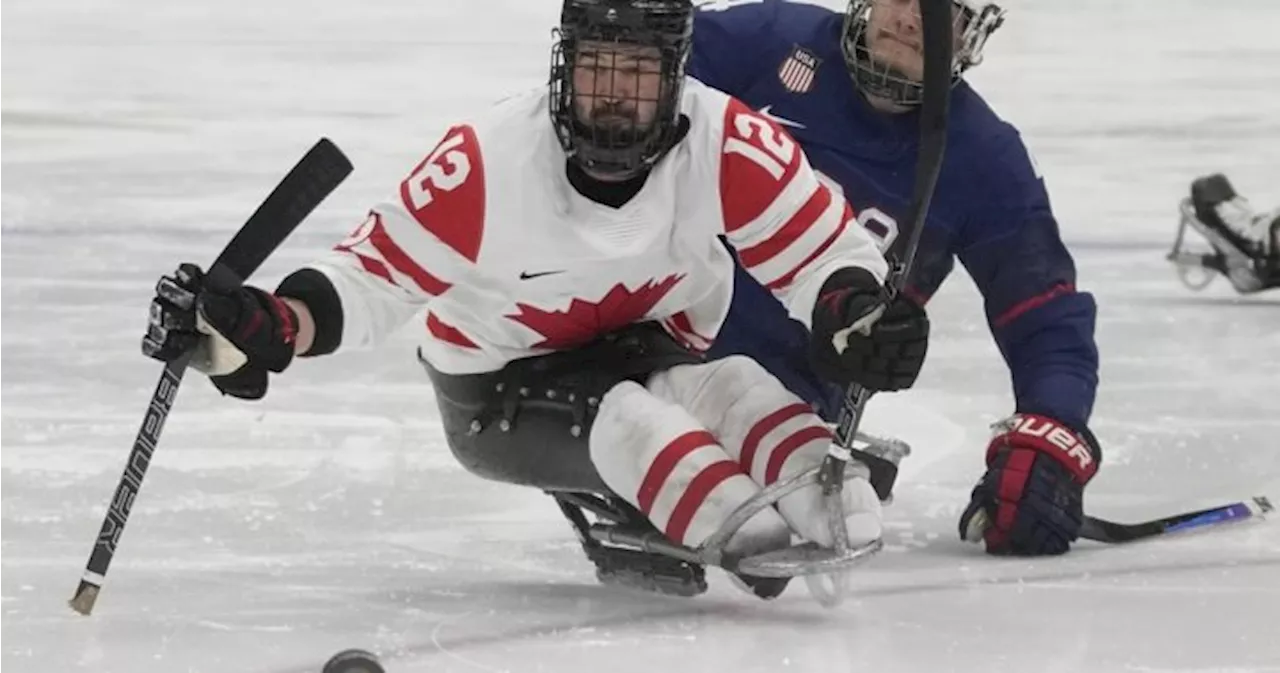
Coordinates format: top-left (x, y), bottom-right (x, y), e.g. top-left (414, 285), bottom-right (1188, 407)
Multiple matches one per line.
top-left (306, 79), bottom-right (888, 374)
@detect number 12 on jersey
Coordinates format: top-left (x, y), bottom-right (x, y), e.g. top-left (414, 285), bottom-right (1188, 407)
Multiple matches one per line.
top-left (405, 129), bottom-right (473, 210)
top-left (724, 112), bottom-right (797, 179)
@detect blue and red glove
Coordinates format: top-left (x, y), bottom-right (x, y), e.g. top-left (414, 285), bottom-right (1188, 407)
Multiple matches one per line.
top-left (958, 413), bottom-right (1101, 555)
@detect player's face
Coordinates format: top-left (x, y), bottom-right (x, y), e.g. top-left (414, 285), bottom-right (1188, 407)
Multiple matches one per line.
top-left (863, 0), bottom-right (962, 81)
top-left (571, 42), bottom-right (664, 132)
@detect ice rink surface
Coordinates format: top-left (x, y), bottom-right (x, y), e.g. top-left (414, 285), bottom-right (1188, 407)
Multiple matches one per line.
top-left (3, 1), bottom-right (1279, 671)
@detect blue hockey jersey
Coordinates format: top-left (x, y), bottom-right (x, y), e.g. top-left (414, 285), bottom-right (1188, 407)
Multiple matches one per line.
top-left (690, 0), bottom-right (1099, 432)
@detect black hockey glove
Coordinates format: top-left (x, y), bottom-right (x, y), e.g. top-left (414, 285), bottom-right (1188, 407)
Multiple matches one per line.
top-left (958, 413), bottom-right (1102, 556)
top-left (808, 267), bottom-right (929, 391)
top-left (142, 263), bottom-right (299, 400)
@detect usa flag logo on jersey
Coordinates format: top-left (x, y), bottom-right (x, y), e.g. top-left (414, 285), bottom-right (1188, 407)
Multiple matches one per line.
top-left (777, 46), bottom-right (820, 94)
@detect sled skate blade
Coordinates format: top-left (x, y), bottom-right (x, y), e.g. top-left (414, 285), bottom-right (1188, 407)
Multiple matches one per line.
top-left (802, 569), bottom-right (851, 608)
top-left (1168, 200), bottom-right (1221, 291)
top-left (684, 432), bottom-right (908, 570)
top-left (1169, 198), bottom-right (1273, 293)
top-left (733, 538), bottom-right (884, 578)
top-left (729, 572), bottom-right (791, 600)
top-left (584, 527), bottom-right (708, 597)
top-left (590, 544), bottom-right (708, 597)
top-left (589, 520), bottom-right (882, 581)
top-left (1171, 254), bottom-right (1218, 291)
top-left (555, 494), bottom-right (708, 598)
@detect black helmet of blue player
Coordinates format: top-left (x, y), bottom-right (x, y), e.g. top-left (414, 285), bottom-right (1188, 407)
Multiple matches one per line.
top-left (549, 0), bottom-right (694, 179)
top-left (842, 0), bottom-right (1006, 108)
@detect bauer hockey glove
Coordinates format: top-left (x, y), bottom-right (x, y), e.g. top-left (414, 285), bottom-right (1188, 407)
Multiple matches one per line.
top-left (809, 267), bottom-right (929, 391)
top-left (958, 413), bottom-right (1102, 555)
top-left (142, 263), bottom-right (298, 400)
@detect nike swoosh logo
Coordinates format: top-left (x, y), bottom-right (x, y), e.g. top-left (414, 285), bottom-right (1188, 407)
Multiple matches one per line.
top-left (519, 270), bottom-right (566, 280)
top-left (758, 105), bottom-right (806, 129)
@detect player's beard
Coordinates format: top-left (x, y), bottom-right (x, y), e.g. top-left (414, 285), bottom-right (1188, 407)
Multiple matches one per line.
top-left (584, 101), bottom-right (650, 145)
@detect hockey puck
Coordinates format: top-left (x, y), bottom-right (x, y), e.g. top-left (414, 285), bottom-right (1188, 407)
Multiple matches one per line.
top-left (322, 649), bottom-right (385, 673)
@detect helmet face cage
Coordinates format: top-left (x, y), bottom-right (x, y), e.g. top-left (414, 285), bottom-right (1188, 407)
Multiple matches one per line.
top-left (841, 0), bottom-right (1006, 107)
top-left (549, 0), bottom-right (694, 179)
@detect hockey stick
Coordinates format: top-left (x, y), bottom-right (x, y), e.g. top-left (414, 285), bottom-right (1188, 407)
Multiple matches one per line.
top-left (798, 0), bottom-right (954, 606)
top-left (1080, 496), bottom-right (1273, 544)
top-left (816, 0), bottom-right (953, 548)
top-left (68, 138), bottom-right (353, 616)
top-left (963, 495), bottom-right (1273, 546)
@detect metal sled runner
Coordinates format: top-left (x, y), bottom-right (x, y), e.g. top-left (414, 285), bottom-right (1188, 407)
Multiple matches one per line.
top-left (551, 431), bottom-right (911, 602)
top-left (1168, 189), bottom-right (1280, 293)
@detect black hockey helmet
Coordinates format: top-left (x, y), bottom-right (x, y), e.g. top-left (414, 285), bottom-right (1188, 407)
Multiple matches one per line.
top-left (549, 0), bottom-right (694, 179)
top-left (842, 0), bottom-right (1006, 107)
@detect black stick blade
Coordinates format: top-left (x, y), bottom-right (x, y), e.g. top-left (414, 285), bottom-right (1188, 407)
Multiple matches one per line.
top-left (1080, 496), bottom-right (1272, 543)
top-left (213, 138), bottom-right (353, 281)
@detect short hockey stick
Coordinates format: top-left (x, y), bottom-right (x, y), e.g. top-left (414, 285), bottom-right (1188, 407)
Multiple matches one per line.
top-left (68, 138), bottom-right (353, 616)
top-left (1080, 495), bottom-right (1273, 544)
top-left (801, 0), bottom-right (954, 606)
top-left (817, 0), bottom-right (954, 536)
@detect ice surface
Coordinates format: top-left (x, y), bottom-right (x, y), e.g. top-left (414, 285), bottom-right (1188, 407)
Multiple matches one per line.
top-left (3, 1), bottom-right (1279, 672)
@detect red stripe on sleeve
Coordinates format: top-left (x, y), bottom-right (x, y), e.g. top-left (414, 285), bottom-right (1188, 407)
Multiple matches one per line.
top-left (736, 185), bottom-right (832, 269)
top-left (719, 98), bottom-right (804, 234)
top-left (992, 283), bottom-right (1075, 328)
top-left (368, 219), bottom-right (453, 296)
top-left (763, 210), bottom-right (851, 291)
top-left (338, 249), bottom-right (399, 287)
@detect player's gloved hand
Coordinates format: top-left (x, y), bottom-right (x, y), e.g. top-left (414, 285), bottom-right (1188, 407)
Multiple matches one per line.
top-left (809, 267), bottom-right (929, 391)
top-left (958, 413), bottom-right (1102, 555)
top-left (142, 263), bottom-right (299, 400)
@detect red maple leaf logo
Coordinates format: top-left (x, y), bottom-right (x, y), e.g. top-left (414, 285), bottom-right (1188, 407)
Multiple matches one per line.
top-left (507, 275), bottom-right (685, 350)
